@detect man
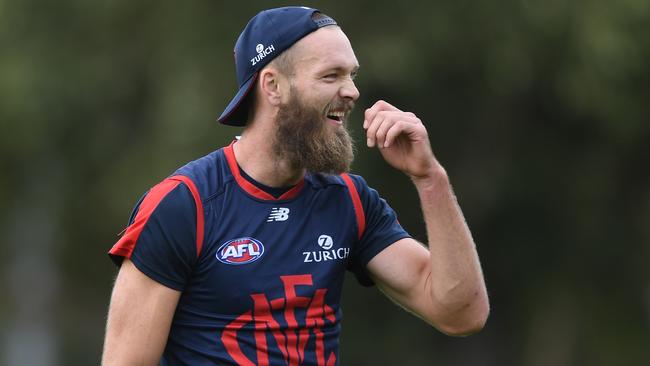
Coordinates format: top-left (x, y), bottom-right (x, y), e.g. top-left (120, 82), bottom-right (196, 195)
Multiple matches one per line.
top-left (103, 6), bottom-right (489, 366)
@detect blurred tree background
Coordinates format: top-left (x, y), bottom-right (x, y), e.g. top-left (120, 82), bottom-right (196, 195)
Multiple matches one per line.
top-left (1, 0), bottom-right (648, 365)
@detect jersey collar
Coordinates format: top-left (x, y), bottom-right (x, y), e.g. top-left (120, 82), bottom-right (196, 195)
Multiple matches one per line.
top-left (223, 141), bottom-right (305, 201)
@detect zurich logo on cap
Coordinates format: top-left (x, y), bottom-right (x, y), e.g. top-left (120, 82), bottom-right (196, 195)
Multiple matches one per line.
top-left (217, 237), bottom-right (265, 265)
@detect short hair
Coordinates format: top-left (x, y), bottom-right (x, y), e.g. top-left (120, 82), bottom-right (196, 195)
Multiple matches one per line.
top-left (269, 48), bottom-right (295, 77)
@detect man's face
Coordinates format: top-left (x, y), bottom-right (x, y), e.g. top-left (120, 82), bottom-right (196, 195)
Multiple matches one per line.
top-left (272, 27), bottom-right (360, 174)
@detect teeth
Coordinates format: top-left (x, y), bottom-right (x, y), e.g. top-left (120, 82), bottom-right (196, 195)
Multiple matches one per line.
top-left (328, 111), bottom-right (345, 117)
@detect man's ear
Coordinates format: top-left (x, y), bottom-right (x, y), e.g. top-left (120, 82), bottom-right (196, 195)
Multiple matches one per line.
top-left (259, 67), bottom-right (285, 106)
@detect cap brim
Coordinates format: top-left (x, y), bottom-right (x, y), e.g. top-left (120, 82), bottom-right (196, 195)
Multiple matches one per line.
top-left (217, 73), bottom-right (259, 126)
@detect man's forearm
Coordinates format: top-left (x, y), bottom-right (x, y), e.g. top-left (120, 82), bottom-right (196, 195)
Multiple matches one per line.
top-left (413, 166), bottom-right (489, 335)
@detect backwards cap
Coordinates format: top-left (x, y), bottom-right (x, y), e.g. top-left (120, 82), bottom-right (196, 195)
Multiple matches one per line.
top-left (217, 6), bottom-right (337, 126)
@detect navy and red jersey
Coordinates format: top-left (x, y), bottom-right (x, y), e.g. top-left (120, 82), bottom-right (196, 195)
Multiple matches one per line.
top-left (109, 142), bottom-right (410, 366)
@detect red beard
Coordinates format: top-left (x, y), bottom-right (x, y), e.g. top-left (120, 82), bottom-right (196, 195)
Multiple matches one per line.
top-left (273, 89), bottom-right (355, 174)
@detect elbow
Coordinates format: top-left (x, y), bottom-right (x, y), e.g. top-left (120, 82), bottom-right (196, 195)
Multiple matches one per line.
top-left (432, 298), bottom-right (490, 337)
top-left (438, 310), bottom-right (489, 337)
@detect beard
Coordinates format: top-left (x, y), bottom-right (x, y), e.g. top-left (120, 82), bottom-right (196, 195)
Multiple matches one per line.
top-left (273, 89), bottom-right (355, 175)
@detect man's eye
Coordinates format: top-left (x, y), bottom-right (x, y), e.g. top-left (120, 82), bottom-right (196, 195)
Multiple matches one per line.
top-left (323, 74), bottom-right (337, 80)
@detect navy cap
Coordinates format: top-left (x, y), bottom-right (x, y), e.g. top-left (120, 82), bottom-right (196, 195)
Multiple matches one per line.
top-left (217, 6), bottom-right (337, 126)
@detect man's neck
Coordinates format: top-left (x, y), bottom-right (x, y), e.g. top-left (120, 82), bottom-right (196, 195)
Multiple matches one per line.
top-left (232, 130), bottom-right (305, 188)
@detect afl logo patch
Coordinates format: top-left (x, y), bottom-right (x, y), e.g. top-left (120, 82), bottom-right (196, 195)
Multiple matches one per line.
top-left (217, 237), bottom-right (265, 265)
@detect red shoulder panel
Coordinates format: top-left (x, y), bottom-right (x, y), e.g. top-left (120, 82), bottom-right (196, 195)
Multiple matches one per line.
top-left (109, 179), bottom-right (183, 259)
top-left (109, 175), bottom-right (205, 260)
top-left (341, 173), bottom-right (366, 240)
top-left (169, 175), bottom-right (205, 258)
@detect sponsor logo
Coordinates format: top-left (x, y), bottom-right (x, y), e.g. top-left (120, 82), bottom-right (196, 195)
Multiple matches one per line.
top-left (303, 234), bottom-right (349, 263)
top-left (217, 237), bottom-right (264, 265)
top-left (303, 248), bottom-right (350, 263)
top-left (267, 207), bottom-right (290, 222)
top-left (317, 234), bottom-right (333, 249)
top-left (250, 43), bottom-right (276, 66)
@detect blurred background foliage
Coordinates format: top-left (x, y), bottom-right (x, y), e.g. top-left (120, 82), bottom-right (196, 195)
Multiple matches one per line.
top-left (1, 0), bottom-right (648, 365)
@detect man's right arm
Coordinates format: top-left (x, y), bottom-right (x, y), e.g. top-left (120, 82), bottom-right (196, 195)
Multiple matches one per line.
top-left (102, 259), bottom-right (181, 366)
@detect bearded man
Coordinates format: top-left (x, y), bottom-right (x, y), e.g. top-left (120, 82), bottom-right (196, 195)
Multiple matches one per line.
top-left (102, 7), bottom-right (489, 366)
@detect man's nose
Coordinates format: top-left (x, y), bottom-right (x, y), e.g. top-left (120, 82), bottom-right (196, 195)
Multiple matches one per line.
top-left (339, 79), bottom-right (360, 101)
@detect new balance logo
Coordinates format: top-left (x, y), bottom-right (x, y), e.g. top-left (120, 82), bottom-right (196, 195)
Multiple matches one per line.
top-left (267, 207), bottom-right (290, 222)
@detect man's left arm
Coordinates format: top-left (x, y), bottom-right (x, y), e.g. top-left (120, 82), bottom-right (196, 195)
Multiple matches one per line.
top-left (363, 100), bottom-right (489, 336)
